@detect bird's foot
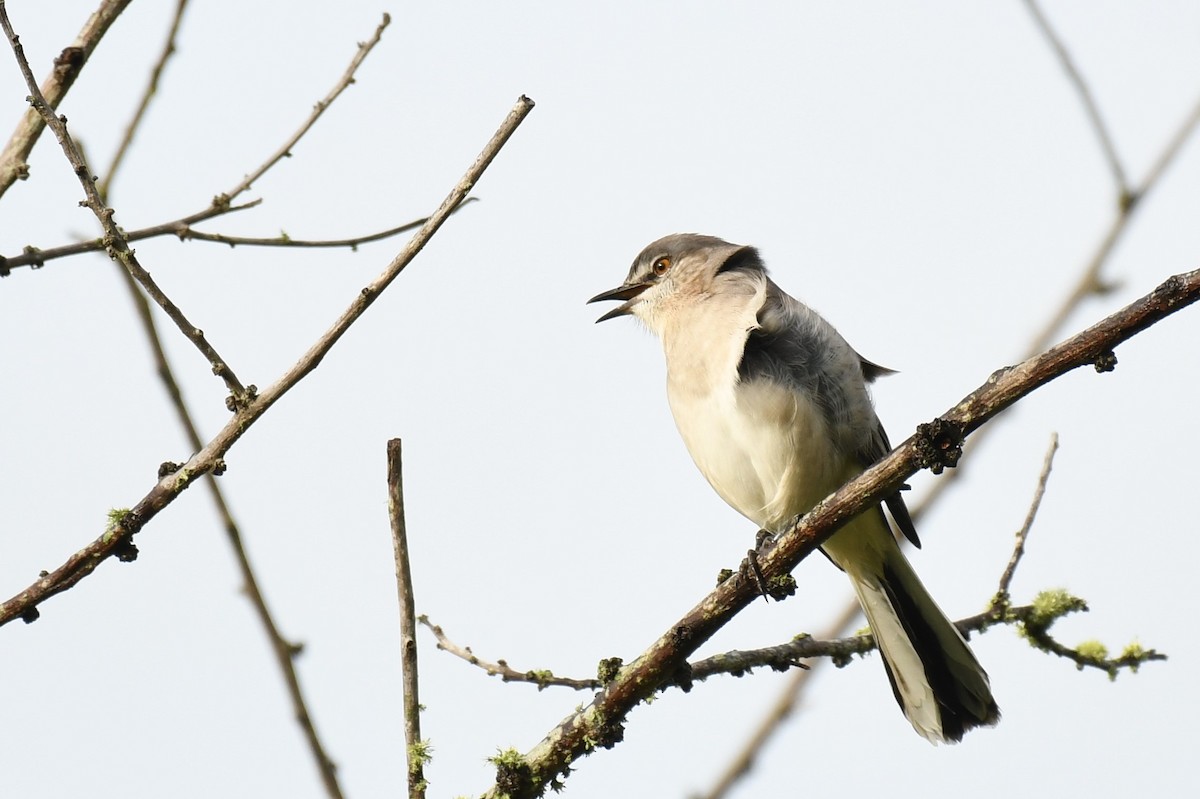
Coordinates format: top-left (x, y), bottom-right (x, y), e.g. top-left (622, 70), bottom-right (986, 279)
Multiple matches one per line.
top-left (738, 530), bottom-right (777, 602)
top-left (736, 529), bottom-right (798, 602)
top-left (738, 548), bottom-right (772, 603)
top-left (754, 528), bottom-right (777, 551)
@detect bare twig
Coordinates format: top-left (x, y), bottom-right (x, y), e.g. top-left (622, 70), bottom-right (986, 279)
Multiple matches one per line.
top-left (0, 0), bottom-right (132, 198)
top-left (388, 440), bottom-right (428, 799)
top-left (1022, 0), bottom-right (1130, 198)
top-left (420, 616), bottom-right (602, 691)
top-left (109, 259), bottom-right (347, 799)
top-left (84, 7), bottom-right (346, 797)
top-left (175, 203), bottom-right (476, 250)
top-left (425, 583), bottom-right (1163, 698)
top-left (997, 433), bottom-right (1059, 595)
top-left (691, 602), bottom-right (858, 799)
top-left (480, 268), bottom-right (1200, 798)
top-left (0, 194), bottom-right (478, 274)
top-left (683, 601), bottom-right (1151, 682)
top-left (2, 4), bottom-right (252, 404)
top-left (221, 14), bottom-right (391, 205)
top-left (1140, 96), bottom-right (1200, 195)
top-left (906, 90), bottom-right (1200, 527)
top-left (913, 47), bottom-right (1200, 524)
top-left (0, 198), bottom-right (259, 274)
top-left (0, 93), bottom-right (536, 627)
top-left (1024, 92), bottom-right (1200, 359)
top-left (96, 0), bottom-right (190, 199)
top-left (0, 12), bottom-right (399, 279)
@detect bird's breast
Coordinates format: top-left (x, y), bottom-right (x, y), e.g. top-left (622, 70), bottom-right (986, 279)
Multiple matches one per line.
top-left (666, 370), bottom-right (842, 533)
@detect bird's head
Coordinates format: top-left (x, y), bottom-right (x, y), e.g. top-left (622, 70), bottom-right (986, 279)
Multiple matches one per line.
top-left (588, 233), bottom-right (765, 333)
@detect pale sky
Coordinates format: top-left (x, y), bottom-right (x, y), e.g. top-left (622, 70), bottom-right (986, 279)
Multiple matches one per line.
top-left (2, 2), bottom-right (1199, 798)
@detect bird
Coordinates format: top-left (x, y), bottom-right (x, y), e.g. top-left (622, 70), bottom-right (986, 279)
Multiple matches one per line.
top-left (588, 233), bottom-right (999, 743)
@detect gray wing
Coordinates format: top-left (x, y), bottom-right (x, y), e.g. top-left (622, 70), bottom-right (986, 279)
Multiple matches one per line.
top-left (736, 285), bottom-right (856, 439)
top-left (738, 283), bottom-right (920, 547)
top-left (857, 411), bottom-right (921, 548)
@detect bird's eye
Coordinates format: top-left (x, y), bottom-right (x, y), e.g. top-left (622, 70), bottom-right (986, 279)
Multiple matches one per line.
top-left (652, 256), bottom-right (672, 276)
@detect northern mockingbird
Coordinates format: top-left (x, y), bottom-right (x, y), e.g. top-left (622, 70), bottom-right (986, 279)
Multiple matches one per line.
top-left (589, 233), bottom-right (999, 743)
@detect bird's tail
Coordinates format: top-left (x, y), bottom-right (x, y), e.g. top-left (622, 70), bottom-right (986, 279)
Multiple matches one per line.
top-left (845, 543), bottom-right (1000, 743)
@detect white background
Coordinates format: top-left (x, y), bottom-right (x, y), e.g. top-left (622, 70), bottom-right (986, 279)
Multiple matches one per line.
top-left (2, 2), bottom-right (1198, 797)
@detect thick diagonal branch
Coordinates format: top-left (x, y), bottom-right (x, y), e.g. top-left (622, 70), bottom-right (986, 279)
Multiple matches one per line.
top-left (482, 267), bottom-right (1200, 798)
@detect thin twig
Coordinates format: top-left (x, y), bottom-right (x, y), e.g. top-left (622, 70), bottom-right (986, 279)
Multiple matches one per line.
top-left (420, 616), bottom-right (602, 691)
top-left (1022, 0), bottom-right (1129, 198)
top-left (0, 0), bottom-right (133, 198)
top-left (997, 432), bottom-right (1059, 595)
top-left (0, 196), bottom-right (479, 274)
top-left (889, 90), bottom-right (1200, 536)
top-left (1140, 95), bottom-right (1200, 195)
top-left (87, 6), bottom-right (345, 797)
top-left (1023, 91), bottom-right (1200, 360)
top-left (175, 202), bottom-right (476, 250)
top-left (430, 588), bottom-right (1161, 718)
top-left (913, 48), bottom-right (1200, 525)
top-left (479, 267), bottom-right (1200, 798)
top-left (0, 12), bottom-right (397, 279)
top-left (691, 602), bottom-right (858, 799)
top-left (0, 94), bottom-right (536, 627)
top-left (96, 0), bottom-right (189, 199)
top-left (1012, 593), bottom-right (1167, 676)
top-left (685, 604), bottom-right (1047, 681)
top-left (2, 4), bottom-right (251, 404)
top-left (221, 14), bottom-right (391, 205)
top-left (0, 199), bottom-right (259, 274)
top-left (111, 261), bottom-right (348, 799)
top-left (105, 174), bottom-right (347, 799)
top-left (388, 440), bottom-right (428, 799)
top-left (425, 592), bottom-right (1136, 698)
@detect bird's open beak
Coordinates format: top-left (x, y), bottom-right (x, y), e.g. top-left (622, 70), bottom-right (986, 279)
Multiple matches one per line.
top-left (587, 282), bottom-right (651, 323)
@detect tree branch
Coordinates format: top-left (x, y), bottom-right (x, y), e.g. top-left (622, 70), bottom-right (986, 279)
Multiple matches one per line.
top-left (388, 440), bottom-right (428, 799)
top-left (2, 4), bottom-right (252, 404)
top-left (0, 12), bottom-right (394, 278)
top-left (0, 196), bottom-right (477, 274)
top-left (221, 13), bottom-right (391, 204)
top-left (692, 598), bottom-right (858, 799)
top-left (420, 615), bottom-right (603, 691)
top-left (480, 267), bottom-right (1200, 798)
top-left (0, 94), bottom-right (536, 628)
top-left (172, 204), bottom-right (475, 251)
top-left (0, 0), bottom-right (132, 198)
top-left (696, 431), bottom-right (1060, 797)
top-left (0, 198), bottom-right (257, 274)
top-left (70, 13), bottom-right (401, 797)
top-left (1012, 590), bottom-right (1166, 677)
top-left (1022, 0), bottom-right (1130, 199)
top-left (110, 246), bottom-right (348, 799)
top-left (79, 6), bottom-right (351, 797)
top-left (1024, 91), bottom-right (1200, 358)
top-left (699, 86), bottom-right (1200, 799)
top-left (96, 0), bottom-right (190, 200)
top-left (422, 499), bottom-right (1164, 706)
top-left (997, 433), bottom-right (1058, 596)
